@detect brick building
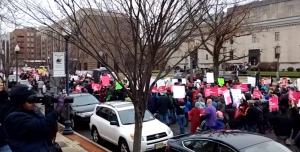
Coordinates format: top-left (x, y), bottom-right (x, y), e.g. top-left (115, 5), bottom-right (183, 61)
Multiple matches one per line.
top-left (9, 27), bottom-right (44, 67)
top-left (41, 8), bottom-right (134, 71)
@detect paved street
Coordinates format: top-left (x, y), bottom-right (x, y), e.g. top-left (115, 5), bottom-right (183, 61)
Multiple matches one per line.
top-left (74, 121), bottom-right (298, 152)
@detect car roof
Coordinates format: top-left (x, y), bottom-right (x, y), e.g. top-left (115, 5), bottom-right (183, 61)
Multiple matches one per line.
top-left (98, 101), bottom-right (134, 111)
top-left (69, 93), bottom-right (92, 97)
top-left (179, 130), bottom-right (271, 150)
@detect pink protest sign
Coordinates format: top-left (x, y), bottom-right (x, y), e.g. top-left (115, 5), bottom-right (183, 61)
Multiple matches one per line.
top-left (253, 89), bottom-right (262, 99)
top-left (234, 84), bottom-right (248, 92)
top-left (217, 87), bottom-right (228, 95)
top-left (101, 75), bottom-right (110, 86)
top-left (289, 89), bottom-right (300, 104)
top-left (92, 83), bottom-right (101, 91)
top-left (269, 96), bottom-right (278, 110)
top-left (223, 90), bottom-right (232, 105)
top-left (204, 87), bottom-right (218, 96)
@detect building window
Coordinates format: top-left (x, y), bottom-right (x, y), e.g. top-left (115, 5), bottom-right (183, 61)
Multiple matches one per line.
top-left (205, 54), bottom-right (208, 60)
top-left (230, 38), bottom-right (234, 44)
top-left (230, 50), bottom-right (234, 60)
top-left (83, 62), bottom-right (87, 70)
top-left (275, 32), bottom-right (280, 41)
top-left (252, 34), bottom-right (257, 43)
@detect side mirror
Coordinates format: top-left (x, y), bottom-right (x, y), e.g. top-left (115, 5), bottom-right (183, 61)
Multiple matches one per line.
top-left (110, 120), bottom-right (118, 126)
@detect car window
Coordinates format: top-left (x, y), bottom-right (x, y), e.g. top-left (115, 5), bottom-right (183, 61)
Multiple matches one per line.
top-left (71, 95), bottom-right (99, 107)
top-left (217, 144), bottom-right (235, 152)
top-left (118, 109), bottom-right (154, 125)
top-left (96, 107), bottom-right (110, 121)
top-left (184, 140), bottom-right (215, 152)
top-left (240, 141), bottom-right (292, 152)
top-left (109, 110), bottom-right (118, 122)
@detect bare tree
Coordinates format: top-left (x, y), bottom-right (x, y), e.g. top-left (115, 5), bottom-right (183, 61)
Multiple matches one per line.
top-left (9, 0), bottom-right (224, 151)
top-left (193, 0), bottom-right (260, 79)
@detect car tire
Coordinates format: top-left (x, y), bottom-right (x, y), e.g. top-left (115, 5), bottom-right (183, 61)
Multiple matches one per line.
top-left (119, 139), bottom-right (130, 152)
top-left (92, 127), bottom-right (101, 143)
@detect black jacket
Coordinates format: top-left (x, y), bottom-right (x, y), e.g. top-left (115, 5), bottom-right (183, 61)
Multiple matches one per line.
top-left (245, 105), bottom-right (260, 126)
top-left (156, 96), bottom-right (171, 114)
top-left (271, 113), bottom-right (292, 137)
top-left (0, 91), bottom-right (13, 147)
top-left (4, 109), bottom-right (59, 152)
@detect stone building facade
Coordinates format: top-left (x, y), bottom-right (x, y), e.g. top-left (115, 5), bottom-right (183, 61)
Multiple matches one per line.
top-left (169, 0), bottom-right (300, 70)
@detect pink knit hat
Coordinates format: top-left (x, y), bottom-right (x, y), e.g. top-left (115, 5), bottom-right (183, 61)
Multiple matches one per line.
top-left (216, 111), bottom-right (223, 117)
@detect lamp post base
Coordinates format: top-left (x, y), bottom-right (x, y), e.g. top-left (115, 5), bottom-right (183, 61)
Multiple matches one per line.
top-left (62, 120), bottom-right (74, 135)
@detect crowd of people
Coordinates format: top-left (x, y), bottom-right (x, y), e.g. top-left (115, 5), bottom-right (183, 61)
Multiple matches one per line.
top-left (1, 67), bottom-right (300, 151)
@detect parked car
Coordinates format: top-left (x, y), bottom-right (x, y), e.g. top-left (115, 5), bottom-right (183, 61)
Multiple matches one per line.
top-left (90, 101), bottom-right (173, 152)
top-left (166, 130), bottom-right (294, 152)
top-left (59, 93), bottom-right (99, 128)
top-left (19, 80), bottom-right (33, 90)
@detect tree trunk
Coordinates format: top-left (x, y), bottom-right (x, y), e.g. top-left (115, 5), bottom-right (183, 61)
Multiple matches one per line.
top-left (213, 58), bottom-right (220, 81)
top-left (132, 104), bottom-right (144, 152)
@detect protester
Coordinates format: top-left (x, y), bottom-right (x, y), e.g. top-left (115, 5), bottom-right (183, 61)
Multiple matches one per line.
top-left (184, 97), bottom-right (192, 126)
top-left (189, 102), bottom-right (201, 134)
top-left (200, 99), bottom-right (216, 130)
top-left (270, 106), bottom-right (292, 146)
top-left (156, 92), bottom-right (171, 125)
top-left (174, 98), bottom-right (186, 134)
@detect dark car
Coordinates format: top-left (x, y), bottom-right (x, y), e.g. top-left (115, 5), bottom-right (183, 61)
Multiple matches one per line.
top-left (166, 130), bottom-right (294, 152)
top-left (60, 93), bottom-right (99, 128)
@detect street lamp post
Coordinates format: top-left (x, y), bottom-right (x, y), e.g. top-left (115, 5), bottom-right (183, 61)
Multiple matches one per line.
top-left (275, 44), bottom-right (281, 81)
top-left (188, 40), bottom-right (195, 83)
top-left (62, 26), bottom-right (74, 135)
top-left (15, 45), bottom-right (20, 82)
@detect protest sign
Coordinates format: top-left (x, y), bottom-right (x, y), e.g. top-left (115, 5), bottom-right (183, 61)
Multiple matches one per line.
top-left (206, 73), bottom-right (214, 83)
top-left (101, 75), bottom-right (110, 86)
top-left (234, 84), bottom-right (248, 92)
top-left (247, 77), bottom-right (256, 87)
top-left (231, 89), bottom-right (242, 103)
top-left (217, 87), bottom-right (228, 95)
top-left (269, 96), bottom-right (278, 110)
top-left (223, 90), bottom-right (232, 105)
top-left (253, 89), bottom-right (262, 99)
top-left (173, 86), bottom-right (185, 98)
top-left (204, 87), bottom-right (218, 96)
top-left (289, 89), bottom-right (300, 104)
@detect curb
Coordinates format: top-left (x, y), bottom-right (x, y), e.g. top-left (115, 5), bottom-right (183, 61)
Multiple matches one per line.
top-left (57, 123), bottom-right (112, 152)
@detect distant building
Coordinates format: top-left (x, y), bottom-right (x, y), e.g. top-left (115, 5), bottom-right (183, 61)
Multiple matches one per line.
top-left (170, 0), bottom-right (300, 70)
top-left (40, 8), bottom-right (134, 71)
top-left (9, 27), bottom-right (44, 67)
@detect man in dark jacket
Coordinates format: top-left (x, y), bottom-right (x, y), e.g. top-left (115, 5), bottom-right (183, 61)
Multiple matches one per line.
top-left (174, 98), bottom-right (186, 134)
top-left (0, 84), bottom-right (13, 152)
top-left (156, 92), bottom-right (171, 125)
top-left (4, 84), bottom-right (66, 152)
top-left (271, 107), bottom-right (292, 146)
top-left (245, 100), bottom-right (259, 132)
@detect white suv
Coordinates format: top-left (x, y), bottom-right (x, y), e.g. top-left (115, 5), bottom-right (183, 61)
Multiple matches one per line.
top-left (90, 101), bottom-right (173, 152)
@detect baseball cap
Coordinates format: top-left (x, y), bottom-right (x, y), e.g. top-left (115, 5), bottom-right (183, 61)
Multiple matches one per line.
top-left (9, 84), bottom-right (37, 107)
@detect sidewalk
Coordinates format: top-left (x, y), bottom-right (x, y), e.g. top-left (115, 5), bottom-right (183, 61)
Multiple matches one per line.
top-left (36, 104), bottom-right (111, 152)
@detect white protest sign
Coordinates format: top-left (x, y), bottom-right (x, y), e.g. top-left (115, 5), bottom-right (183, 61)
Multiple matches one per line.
top-left (173, 86), bottom-right (185, 98)
top-left (297, 78), bottom-right (300, 90)
top-left (206, 72), bottom-right (214, 83)
top-left (171, 79), bottom-right (178, 83)
top-left (230, 89), bottom-right (242, 104)
top-left (157, 80), bottom-right (165, 88)
top-left (247, 77), bottom-right (256, 87)
top-left (150, 77), bottom-right (156, 86)
top-left (182, 78), bottom-right (187, 84)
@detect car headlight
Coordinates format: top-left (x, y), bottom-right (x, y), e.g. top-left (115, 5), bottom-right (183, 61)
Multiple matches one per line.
top-left (130, 134), bottom-right (144, 141)
top-left (167, 127), bottom-right (172, 135)
top-left (76, 112), bottom-right (93, 117)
